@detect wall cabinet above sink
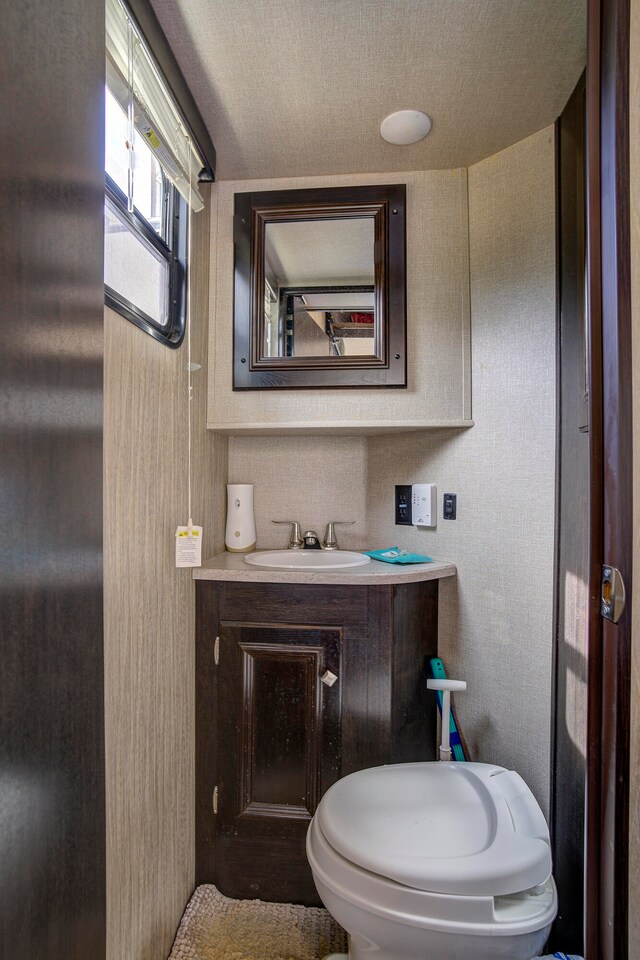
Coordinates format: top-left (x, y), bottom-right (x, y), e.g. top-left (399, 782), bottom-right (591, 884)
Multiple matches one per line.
top-left (207, 170), bottom-right (473, 435)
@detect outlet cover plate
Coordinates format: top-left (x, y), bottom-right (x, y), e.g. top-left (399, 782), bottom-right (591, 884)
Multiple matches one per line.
top-left (395, 484), bottom-right (412, 525)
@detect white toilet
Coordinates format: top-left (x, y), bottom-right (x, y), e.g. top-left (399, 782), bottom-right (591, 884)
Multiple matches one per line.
top-left (306, 681), bottom-right (557, 960)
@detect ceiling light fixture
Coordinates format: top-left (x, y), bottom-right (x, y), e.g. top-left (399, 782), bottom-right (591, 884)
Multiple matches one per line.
top-left (380, 110), bottom-right (432, 145)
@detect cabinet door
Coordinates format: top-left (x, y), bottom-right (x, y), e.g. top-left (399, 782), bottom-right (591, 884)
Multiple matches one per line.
top-left (216, 622), bottom-right (341, 904)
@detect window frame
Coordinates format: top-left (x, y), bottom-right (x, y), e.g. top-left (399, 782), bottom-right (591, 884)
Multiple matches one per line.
top-left (104, 168), bottom-right (187, 348)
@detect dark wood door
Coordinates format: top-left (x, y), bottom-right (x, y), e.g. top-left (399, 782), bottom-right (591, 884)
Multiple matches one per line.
top-left (585, 0), bottom-right (633, 957)
top-left (0, 0), bottom-right (106, 956)
top-left (550, 72), bottom-right (588, 956)
top-left (216, 623), bottom-right (341, 904)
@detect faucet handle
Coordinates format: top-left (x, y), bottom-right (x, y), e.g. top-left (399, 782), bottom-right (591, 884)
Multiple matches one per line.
top-left (272, 520), bottom-right (304, 549)
top-left (322, 520), bottom-right (355, 551)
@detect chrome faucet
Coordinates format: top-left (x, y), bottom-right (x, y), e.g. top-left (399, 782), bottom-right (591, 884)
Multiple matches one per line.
top-left (272, 519), bottom-right (356, 550)
top-left (322, 520), bottom-right (355, 550)
top-left (302, 530), bottom-right (322, 549)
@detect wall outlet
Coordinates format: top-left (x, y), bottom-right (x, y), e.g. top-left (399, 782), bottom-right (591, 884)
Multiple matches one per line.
top-left (412, 483), bottom-right (437, 527)
top-left (395, 484), bottom-right (412, 525)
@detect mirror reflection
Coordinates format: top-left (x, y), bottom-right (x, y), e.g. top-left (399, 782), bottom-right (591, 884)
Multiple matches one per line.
top-left (262, 217), bottom-right (376, 360)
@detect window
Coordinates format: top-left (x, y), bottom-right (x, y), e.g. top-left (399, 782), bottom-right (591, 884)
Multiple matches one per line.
top-left (104, 0), bottom-right (205, 347)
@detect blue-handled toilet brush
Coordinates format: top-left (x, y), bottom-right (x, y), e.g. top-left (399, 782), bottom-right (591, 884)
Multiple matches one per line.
top-left (428, 657), bottom-right (470, 761)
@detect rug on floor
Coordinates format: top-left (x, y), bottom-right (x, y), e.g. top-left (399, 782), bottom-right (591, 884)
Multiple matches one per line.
top-left (168, 884), bottom-right (348, 960)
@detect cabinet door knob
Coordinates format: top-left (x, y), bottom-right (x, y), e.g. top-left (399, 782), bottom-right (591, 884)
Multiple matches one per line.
top-left (321, 669), bottom-right (338, 687)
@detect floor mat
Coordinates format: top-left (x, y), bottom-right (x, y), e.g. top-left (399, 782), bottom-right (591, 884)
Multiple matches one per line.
top-left (168, 884), bottom-right (347, 960)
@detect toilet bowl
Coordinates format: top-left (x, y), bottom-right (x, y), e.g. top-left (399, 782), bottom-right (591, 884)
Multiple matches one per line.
top-left (306, 761), bottom-right (557, 960)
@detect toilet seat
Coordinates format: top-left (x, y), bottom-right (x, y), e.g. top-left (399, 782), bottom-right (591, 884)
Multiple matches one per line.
top-left (307, 812), bottom-right (557, 937)
top-left (316, 762), bottom-right (552, 898)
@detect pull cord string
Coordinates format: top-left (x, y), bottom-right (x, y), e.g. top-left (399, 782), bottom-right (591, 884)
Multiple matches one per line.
top-left (186, 132), bottom-right (193, 532)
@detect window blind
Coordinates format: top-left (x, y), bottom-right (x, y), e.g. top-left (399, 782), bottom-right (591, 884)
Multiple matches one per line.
top-left (106, 0), bottom-right (205, 211)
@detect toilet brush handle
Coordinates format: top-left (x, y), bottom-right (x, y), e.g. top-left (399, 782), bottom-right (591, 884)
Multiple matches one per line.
top-left (440, 690), bottom-right (452, 760)
top-left (427, 678), bottom-right (466, 762)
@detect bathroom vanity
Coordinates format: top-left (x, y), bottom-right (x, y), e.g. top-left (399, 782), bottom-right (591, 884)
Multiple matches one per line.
top-left (194, 554), bottom-right (456, 905)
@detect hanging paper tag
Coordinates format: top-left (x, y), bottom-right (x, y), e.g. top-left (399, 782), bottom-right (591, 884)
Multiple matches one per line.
top-left (175, 525), bottom-right (203, 568)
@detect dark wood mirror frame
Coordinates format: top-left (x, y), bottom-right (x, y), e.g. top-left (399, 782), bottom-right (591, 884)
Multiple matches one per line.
top-left (233, 183), bottom-right (406, 389)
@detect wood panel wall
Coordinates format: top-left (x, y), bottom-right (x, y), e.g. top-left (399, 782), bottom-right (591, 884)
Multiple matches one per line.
top-left (104, 185), bottom-right (226, 960)
top-left (629, 0), bottom-right (640, 954)
top-left (0, 0), bottom-right (106, 956)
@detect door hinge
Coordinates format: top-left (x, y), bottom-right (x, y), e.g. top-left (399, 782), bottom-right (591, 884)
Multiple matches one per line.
top-left (212, 786), bottom-right (218, 814)
top-left (214, 636), bottom-right (220, 665)
top-left (601, 565), bottom-right (626, 623)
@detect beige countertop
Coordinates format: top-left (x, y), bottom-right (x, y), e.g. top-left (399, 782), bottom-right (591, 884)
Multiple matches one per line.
top-left (193, 551), bottom-right (457, 586)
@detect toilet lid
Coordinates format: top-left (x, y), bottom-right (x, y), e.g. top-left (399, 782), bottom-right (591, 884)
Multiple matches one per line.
top-left (316, 762), bottom-right (552, 898)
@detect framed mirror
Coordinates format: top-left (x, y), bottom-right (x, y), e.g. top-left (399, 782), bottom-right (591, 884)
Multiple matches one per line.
top-left (233, 184), bottom-right (406, 389)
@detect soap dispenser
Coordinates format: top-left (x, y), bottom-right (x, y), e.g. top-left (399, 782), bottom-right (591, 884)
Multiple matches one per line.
top-left (225, 484), bottom-right (256, 553)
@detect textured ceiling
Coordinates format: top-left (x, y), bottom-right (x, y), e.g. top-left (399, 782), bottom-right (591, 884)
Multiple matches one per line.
top-left (149, 0), bottom-right (586, 180)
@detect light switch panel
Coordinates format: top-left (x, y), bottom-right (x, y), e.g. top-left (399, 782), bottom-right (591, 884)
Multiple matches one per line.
top-left (412, 483), bottom-right (437, 527)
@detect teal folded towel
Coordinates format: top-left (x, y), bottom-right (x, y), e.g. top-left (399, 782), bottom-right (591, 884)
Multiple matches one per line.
top-left (364, 547), bottom-right (433, 564)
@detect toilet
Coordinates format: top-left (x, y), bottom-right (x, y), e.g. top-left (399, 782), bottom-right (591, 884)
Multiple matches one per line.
top-left (306, 760), bottom-right (557, 960)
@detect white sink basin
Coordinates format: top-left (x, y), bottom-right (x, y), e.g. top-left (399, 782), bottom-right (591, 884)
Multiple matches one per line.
top-left (244, 549), bottom-right (371, 570)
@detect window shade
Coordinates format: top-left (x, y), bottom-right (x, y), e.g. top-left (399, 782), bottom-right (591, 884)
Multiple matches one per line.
top-left (106, 0), bottom-right (205, 211)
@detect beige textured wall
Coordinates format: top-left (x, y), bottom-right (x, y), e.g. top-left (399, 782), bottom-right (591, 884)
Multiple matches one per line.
top-left (224, 128), bottom-right (557, 813)
top-left (104, 185), bottom-right (227, 960)
top-left (208, 169), bottom-right (471, 432)
top-left (630, 0), bottom-right (639, 953)
top-left (366, 127), bottom-right (557, 813)
top-left (228, 436), bottom-right (369, 550)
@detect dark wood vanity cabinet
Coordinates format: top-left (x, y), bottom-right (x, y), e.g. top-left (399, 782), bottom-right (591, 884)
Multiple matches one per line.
top-left (195, 578), bottom-right (439, 905)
